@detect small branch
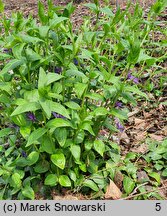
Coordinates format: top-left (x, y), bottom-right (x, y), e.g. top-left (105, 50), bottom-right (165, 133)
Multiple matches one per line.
top-left (119, 185), bottom-right (167, 200)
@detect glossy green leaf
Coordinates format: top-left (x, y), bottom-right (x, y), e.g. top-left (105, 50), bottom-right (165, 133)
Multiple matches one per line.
top-left (44, 174), bottom-right (58, 186)
top-left (34, 160), bottom-right (50, 173)
top-left (46, 73), bottom-right (64, 86)
top-left (46, 118), bottom-right (72, 129)
top-left (41, 135), bottom-right (56, 154)
top-left (70, 145), bottom-right (81, 161)
top-left (11, 102), bottom-right (40, 116)
top-left (26, 128), bottom-right (48, 147)
top-left (64, 101), bottom-right (80, 110)
top-left (22, 185), bottom-right (35, 200)
top-left (74, 83), bottom-right (87, 98)
top-left (81, 122), bottom-right (95, 136)
top-left (27, 151), bottom-right (39, 166)
top-left (123, 176), bottom-right (135, 194)
top-left (59, 175), bottom-right (71, 187)
top-left (38, 67), bottom-right (47, 89)
top-left (51, 152), bottom-right (66, 170)
top-left (83, 179), bottom-right (99, 191)
top-left (148, 172), bottom-right (161, 184)
top-left (162, 169), bottom-right (167, 177)
top-left (69, 170), bottom-right (77, 182)
top-left (11, 173), bottom-right (22, 188)
top-left (55, 128), bottom-right (67, 147)
top-left (49, 101), bottom-right (70, 119)
top-left (94, 140), bottom-right (105, 157)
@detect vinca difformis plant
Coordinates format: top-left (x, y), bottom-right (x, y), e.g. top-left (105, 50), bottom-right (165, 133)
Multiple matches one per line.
top-left (0, 0), bottom-right (166, 199)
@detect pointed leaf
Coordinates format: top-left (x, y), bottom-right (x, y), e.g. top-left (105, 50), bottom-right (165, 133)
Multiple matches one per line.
top-left (94, 140), bottom-right (105, 157)
top-left (123, 176), bottom-right (135, 194)
top-left (27, 151), bottom-right (39, 166)
top-left (70, 145), bottom-right (81, 161)
top-left (46, 118), bottom-right (72, 129)
top-left (22, 186), bottom-right (35, 200)
top-left (26, 128), bottom-right (48, 147)
top-left (83, 179), bottom-right (99, 191)
top-left (51, 152), bottom-right (66, 170)
top-left (11, 102), bottom-right (40, 116)
top-left (59, 175), bottom-right (71, 187)
top-left (44, 174), bottom-right (58, 186)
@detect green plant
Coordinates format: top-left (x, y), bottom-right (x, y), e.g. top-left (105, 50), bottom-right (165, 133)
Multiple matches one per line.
top-left (0, 0), bottom-right (166, 199)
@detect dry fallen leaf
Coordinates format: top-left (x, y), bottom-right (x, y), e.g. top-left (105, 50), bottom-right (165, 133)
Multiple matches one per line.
top-left (119, 132), bottom-right (130, 145)
top-left (114, 170), bottom-right (123, 189)
top-left (149, 134), bottom-right (164, 141)
top-left (105, 179), bottom-right (122, 199)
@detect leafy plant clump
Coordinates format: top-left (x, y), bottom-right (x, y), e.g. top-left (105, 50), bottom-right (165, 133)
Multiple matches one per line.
top-left (0, 0), bottom-right (166, 199)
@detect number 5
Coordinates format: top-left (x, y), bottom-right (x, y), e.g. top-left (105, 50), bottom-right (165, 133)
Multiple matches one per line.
top-left (155, 203), bottom-right (161, 211)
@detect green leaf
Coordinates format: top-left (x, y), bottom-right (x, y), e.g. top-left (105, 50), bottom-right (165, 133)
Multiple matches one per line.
top-left (49, 15), bottom-right (68, 28)
top-left (123, 176), bottom-right (135, 194)
top-left (0, 0), bottom-right (4, 12)
top-left (19, 34), bottom-right (43, 44)
top-left (34, 160), bottom-right (50, 173)
top-left (93, 107), bottom-right (108, 117)
top-left (121, 92), bottom-right (137, 106)
top-left (94, 140), bottom-right (105, 157)
top-left (74, 33), bottom-right (83, 55)
top-left (38, 0), bottom-right (48, 24)
top-left (49, 101), bottom-right (70, 119)
top-left (26, 128), bottom-right (48, 147)
top-left (11, 173), bottom-right (22, 188)
top-left (64, 101), bottom-right (80, 110)
top-left (59, 175), bottom-right (71, 187)
top-left (125, 86), bottom-right (148, 99)
top-left (46, 118), bottom-right (72, 129)
top-left (0, 128), bottom-right (12, 138)
top-left (38, 26), bottom-right (50, 38)
top-left (0, 82), bottom-right (11, 93)
top-left (162, 168), bottom-right (167, 177)
top-left (39, 98), bottom-right (51, 119)
top-left (22, 185), bottom-right (35, 200)
top-left (55, 128), bottom-right (67, 147)
top-left (27, 151), bottom-right (39, 166)
top-left (11, 102), bottom-right (40, 116)
top-left (12, 43), bottom-right (26, 59)
top-left (46, 73), bottom-right (64, 86)
top-left (51, 152), bottom-right (66, 170)
top-left (83, 179), bottom-right (99, 191)
top-left (69, 170), bottom-right (76, 182)
top-left (25, 47), bottom-right (41, 62)
top-left (110, 108), bottom-right (128, 120)
top-left (148, 172), bottom-right (161, 184)
top-left (65, 69), bottom-right (88, 82)
top-left (44, 174), bottom-right (58, 186)
top-left (70, 145), bottom-right (81, 161)
top-left (20, 126), bottom-right (31, 139)
top-left (81, 122), bottom-right (95, 136)
top-left (38, 67), bottom-right (47, 89)
top-left (1, 59), bottom-right (25, 76)
top-left (15, 158), bottom-right (28, 167)
top-left (41, 134), bottom-right (56, 154)
top-left (74, 83), bottom-right (87, 98)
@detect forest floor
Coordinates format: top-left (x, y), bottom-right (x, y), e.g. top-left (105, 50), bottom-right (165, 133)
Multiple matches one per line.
top-left (1, 0), bottom-right (167, 200)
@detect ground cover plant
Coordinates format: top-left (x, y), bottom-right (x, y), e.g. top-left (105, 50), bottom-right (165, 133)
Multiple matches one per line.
top-left (0, 0), bottom-right (166, 200)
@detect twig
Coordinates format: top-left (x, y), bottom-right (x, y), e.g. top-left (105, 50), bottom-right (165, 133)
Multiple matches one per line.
top-left (118, 185), bottom-right (167, 200)
top-left (129, 182), bottom-right (148, 196)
